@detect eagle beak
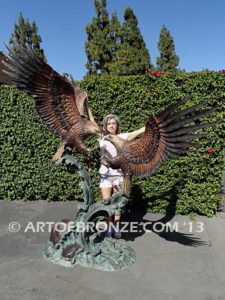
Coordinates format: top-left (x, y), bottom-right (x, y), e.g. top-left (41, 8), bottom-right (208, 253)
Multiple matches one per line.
top-left (104, 135), bottom-right (111, 142)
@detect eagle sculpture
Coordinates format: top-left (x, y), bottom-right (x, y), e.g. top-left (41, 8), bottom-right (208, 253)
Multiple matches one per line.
top-left (3, 44), bottom-right (101, 161)
top-left (3, 44), bottom-right (219, 196)
top-left (101, 95), bottom-right (218, 196)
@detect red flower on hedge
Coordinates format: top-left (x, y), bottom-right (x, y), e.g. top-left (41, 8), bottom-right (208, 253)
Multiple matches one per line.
top-left (207, 147), bottom-right (215, 156)
top-left (147, 71), bottom-right (165, 76)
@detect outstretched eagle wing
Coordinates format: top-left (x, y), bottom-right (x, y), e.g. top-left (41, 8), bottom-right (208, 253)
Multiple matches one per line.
top-left (105, 95), bottom-right (219, 178)
top-left (0, 52), bottom-right (12, 85)
top-left (3, 44), bottom-right (100, 157)
top-left (3, 44), bottom-right (82, 136)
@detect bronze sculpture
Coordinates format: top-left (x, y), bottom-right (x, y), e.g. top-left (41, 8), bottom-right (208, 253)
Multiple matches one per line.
top-left (3, 44), bottom-right (101, 161)
top-left (3, 43), bottom-right (220, 271)
top-left (101, 95), bottom-right (218, 196)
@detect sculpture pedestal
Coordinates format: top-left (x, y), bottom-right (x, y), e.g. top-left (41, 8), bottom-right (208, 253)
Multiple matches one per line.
top-left (43, 154), bottom-right (136, 271)
top-left (44, 233), bottom-right (135, 271)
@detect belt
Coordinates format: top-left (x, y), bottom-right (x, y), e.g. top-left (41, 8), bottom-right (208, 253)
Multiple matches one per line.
top-left (101, 175), bottom-right (124, 180)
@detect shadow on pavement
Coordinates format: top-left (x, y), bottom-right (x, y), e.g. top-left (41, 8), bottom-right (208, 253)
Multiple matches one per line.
top-left (122, 185), bottom-right (207, 247)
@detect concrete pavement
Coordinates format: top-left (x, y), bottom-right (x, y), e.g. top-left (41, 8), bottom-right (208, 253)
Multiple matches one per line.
top-left (0, 200), bottom-right (225, 300)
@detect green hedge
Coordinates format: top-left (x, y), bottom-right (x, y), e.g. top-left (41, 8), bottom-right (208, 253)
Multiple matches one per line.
top-left (1, 71), bottom-right (225, 216)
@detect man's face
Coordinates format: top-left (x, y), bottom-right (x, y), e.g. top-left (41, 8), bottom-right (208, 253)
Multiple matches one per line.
top-left (106, 118), bottom-right (117, 135)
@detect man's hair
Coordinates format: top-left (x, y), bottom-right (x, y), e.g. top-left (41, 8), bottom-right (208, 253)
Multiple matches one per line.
top-left (103, 114), bottom-right (121, 135)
